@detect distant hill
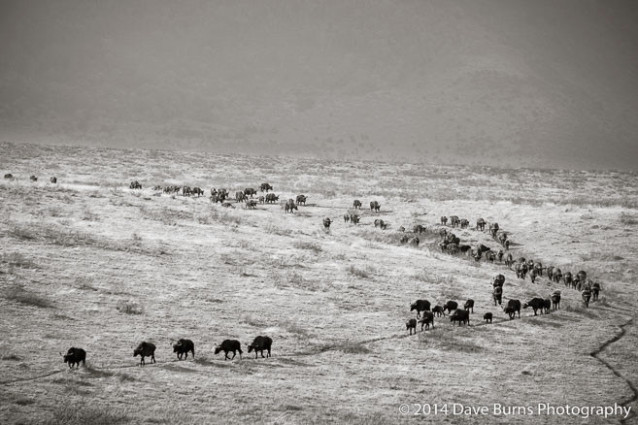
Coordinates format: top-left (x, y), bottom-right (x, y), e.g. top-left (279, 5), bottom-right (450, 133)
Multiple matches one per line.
top-left (1, 0), bottom-right (637, 170)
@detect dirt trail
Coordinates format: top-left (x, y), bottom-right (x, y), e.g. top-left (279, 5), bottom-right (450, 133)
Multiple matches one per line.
top-left (590, 315), bottom-right (637, 425)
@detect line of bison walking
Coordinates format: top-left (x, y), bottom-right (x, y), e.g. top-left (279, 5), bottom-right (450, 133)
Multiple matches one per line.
top-left (62, 336), bottom-right (273, 369)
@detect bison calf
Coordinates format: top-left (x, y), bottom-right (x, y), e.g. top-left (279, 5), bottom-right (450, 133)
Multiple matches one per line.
top-left (483, 312), bottom-right (493, 323)
top-left (419, 311), bottom-right (435, 330)
top-left (406, 318), bottom-right (417, 335)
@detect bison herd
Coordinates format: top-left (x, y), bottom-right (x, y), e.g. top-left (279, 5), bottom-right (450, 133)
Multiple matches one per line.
top-left (62, 336), bottom-right (273, 369)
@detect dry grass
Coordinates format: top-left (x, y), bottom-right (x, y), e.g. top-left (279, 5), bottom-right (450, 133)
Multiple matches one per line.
top-left (3, 284), bottom-right (54, 308)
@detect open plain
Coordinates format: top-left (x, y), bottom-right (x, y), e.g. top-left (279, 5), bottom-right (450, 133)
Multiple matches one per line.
top-left (1, 142), bottom-right (637, 424)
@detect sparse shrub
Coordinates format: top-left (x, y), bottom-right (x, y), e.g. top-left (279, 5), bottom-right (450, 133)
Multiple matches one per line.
top-left (293, 240), bottom-right (322, 253)
top-left (42, 400), bottom-right (130, 425)
top-left (347, 265), bottom-right (370, 279)
top-left (333, 341), bottom-right (371, 354)
top-left (620, 213), bottom-right (638, 225)
top-left (116, 300), bottom-right (143, 315)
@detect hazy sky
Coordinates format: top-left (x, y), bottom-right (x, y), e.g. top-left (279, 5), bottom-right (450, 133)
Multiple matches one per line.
top-left (1, 0), bottom-right (637, 170)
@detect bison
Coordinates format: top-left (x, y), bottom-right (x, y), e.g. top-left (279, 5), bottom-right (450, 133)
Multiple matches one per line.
top-left (244, 188), bottom-right (257, 198)
top-left (284, 199), bottom-right (298, 213)
top-left (504, 299), bottom-right (521, 319)
top-left (483, 312), bottom-right (493, 323)
top-left (408, 237), bottom-right (419, 247)
top-left (464, 299), bottom-right (475, 313)
top-left (323, 218), bottom-right (332, 229)
top-left (406, 318), bottom-right (417, 335)
top-left (173, 339), bottom-right (195, 360)
top-left (459, 218), bottom-right (469, 229)
top-left (493, 286), bottom-right (503, 306)
top-left (410, 299), bottom-right (431, 318)
top-left (247, 336), bottom-right (272, 359)
top-left (443, 300), bottom-right (458, 314)
top-left (214, 339), bottom-right (243, 360)
top-left (370, 201), bottom-right (380, 212)
top-left (235, 191), bottom-right (247, 202)
top-left (30, 175), bottom-right (38, 182)
top-left (4, 173), bottom-right (13, 179)
top-left (191, 187), bottom-right (204, 197)
top-left (476, 218), bottom-right (486, 231)
top-left (432, 305), bottom-right (445, 317)
top-left (265, 193), bottom-right (279, 204)
top-left (50, 177), bottom-right (57, 184)
top-left (134, 341), bottom-right (156, 365)
top-left (62, 347), bottom-right (86, 369)
top-left (296, 194), bottom-right (307, 205)
top-left (129, 180), bottom-right (142, 189)
top-left (353, 199), bottom-right (362, 209)
top-left (441, 216), bottom-right (448, 225)
top-left (419, 311), bottom-right (435, 330)
top-left (523, 298), bottom-right (545, 316)
top-left (592, 282), bottom-right (601, 301)
top-left (450, 309), bottom-right (470, 326)
top-left (449, 215), bottom-right (460, 227)
top-left (551, 291), bottom-right (561, 310)
top-left (260, 183), bottom-right (273, 192)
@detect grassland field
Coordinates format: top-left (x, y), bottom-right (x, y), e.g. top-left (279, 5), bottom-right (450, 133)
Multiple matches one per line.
top-left (0, 142), bottom-right (637, 425)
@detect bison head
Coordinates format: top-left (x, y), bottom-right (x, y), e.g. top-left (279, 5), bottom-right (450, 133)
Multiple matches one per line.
top-left (214, 346), bottom-right (222, 355)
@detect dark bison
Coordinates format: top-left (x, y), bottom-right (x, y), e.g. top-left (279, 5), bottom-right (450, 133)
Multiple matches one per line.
top-left (215, 339), bottom-right (243, 360)
top-left (543, 298), bottom-right (551, 314)
top-left (476, 218), bottom-right (486, 231)
top-left (485, 251), bottom-right (496, 262)
top-left (192, 187), bottom-right (204, 197)
top-left (349, 214), bottom-right (360, 224)
top-left (370, 201), bottom-right (380, 212)
top-left (323, 218), bottom-right (332, 229)
top-left (50, 177), bottom-right (57, 184)
top-left (515, 262), bottom-right (528, 279)
top-left (284, 199), bottom-right (298, 213)
top-left (4, 173), bottom-right (13, 179)
top-left (563, 272), bottom-right (573, 288)
top-left (173, 339), bottom-right (195, 360)
top-left (441, 216), bottom-right (448, 225)
top-left (432, 305), bottom-right (445, 317)
top-left (411, 300), bottom-right (431, 318)
top-left (30, 175), bottom-right (38, 182)
top-left (450, 309), bottom-right (470, 326)
top-left (529, 268), bottom-right (538, 284)
top-left (459, 218), bottom-right (469, 229)
top-left (449, 215), bottom-right (460, 227)
top-left (493, 274), bottom-right (505, 288)
top-left (129, 180), bottom-right (142, 189)
top-left (523, 298), bottom-right (545, 316)
top-left (244, 188), bottom-right (257, 198)
top-left (551, 291), bottom-right (561, 310)
top-left (419, 311), bottom-right (435, 330)
top-left (483, 312), bottom-right (493, 323)
top-left (246, 200), bottom-right (257, 209)
top-left (62, 347), bottom-right (86, 369)
top-left (533, 262), bottom-right (543, 276)
top-left (581, 289), bottom-right (592, 307)
top-left (353, 199), bottom-right (362, 209)
top-left (413, 224), bottom-right (426, 233)
top-left (406, 318), bottom-right (417, 335)
top-left (134, 341), bottom-right (156, 365)
top-left (504, 253), bottom-right (514, 268)
top-left (408, 237), bottom-right (419, 247)
top-left (374, 219), bottom-right (388, 230)
top-left (493, 286), bottom-right (503, 306)
top-left (248, 336), bottom-right (272, 359)
top-left (296, 194), bottom-right (307, 205)
top-left (443, 300), bottom-right (458, 314)
top-left (235, 191), bottom-right (247, 202)
top-left (489, 222), bottom-right (499, 237)
top-left (546, 266), bottom-right (555, 281)
top-left (258, 196), bottom-right (265, 204)
top-left (592, 282), bottom-right (601, 301)
top-left (553, 268), bottom-right (562, 283)
top-left (464, 299), bottom-right (475, 313)
top-left (260, 183), bottom-right (273, 192)
top-left (265, 193), bottom-right (279, 204)
top-left (504, 299), bottom-right (521, 319)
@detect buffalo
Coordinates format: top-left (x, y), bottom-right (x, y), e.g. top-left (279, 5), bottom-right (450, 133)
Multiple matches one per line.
top-left (459, 218), bottom-right (469, 229)
top-left (50, 177), bottom-right (57, 184)
top-left (260, 183), bottom-right (273, 192)
top-left (419, 311), bottom-right (435, 330)
top-left (246, 200), bottom-right (258, 209)
top-left (443, 300), bottom-right (458, 314)
top-left (62, 347), bottom-right (86, 369)
top-left (410, 300), bottom-right (431, 318)
top-left (190, 187), bottom-right (203, 197)
top-left (408, 237), bottom-right (419, 247)
top-left (543, 298), bottom-right (551, 314)
top-left (483, 312), bottom-right (493, 323)
top-left (493, 286), bottom-right (503, 306)
top-left (284, 199), bottom-right (298, 213)
top-left (248, 336), bottom-right (273, 359)
top-left (244, 188), bottom-right (257, 198)
top-left (449, 216), bottom-right (460, 227)
top-left (476, 218), bottom-right (486, 231)
top-left (30, 175), bottom-right (38, 182)
top-left (214, 339), bottom-right (243, 360)
top-left (523, 298), bottom-right (545, 316)
top-left (370, 201), bottom-right (380, 212)
top-left (582, 289), bottom-right (592, 307)
top-left (323, 218), bottom-right (332, 229)
top-left (504, 299), bottom-right (521, 319)
top-left (353, 199), bottom-right (362, 209)
top-left (406, 318), bottom-right (417, 335)
top-left (265, 193), bottom-right (279, 204)
top-left (450, 309), bottom-right (470, 326)
top-left (464, 299), bottom-right (475, 314)
top-left (432, 305), bottom-right (445, 317)
top-left (134, 341), bottom-right (156, 365)
top-left (296, 195), bottom-right (307, 205)
top-left (551, 291), bottom-right (561, 310)
top-left (235, 191), bottom-right (247, 202)
top-left (173, 339), bottom-right (195, 360)
top-left (493, 274), bottom-right (505, 288)
top-left (4, 173), bottom-right (13, 179)
top-left (129, 180), bottom-right (142, 189)
top-left (441, 216), bottom-right (448, 225)
top-left (592, 282), bottom-right (601, 301)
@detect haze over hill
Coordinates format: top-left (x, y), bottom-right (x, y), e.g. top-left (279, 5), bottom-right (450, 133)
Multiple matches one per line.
top-left (1, 0), bottom-right (637, 170)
